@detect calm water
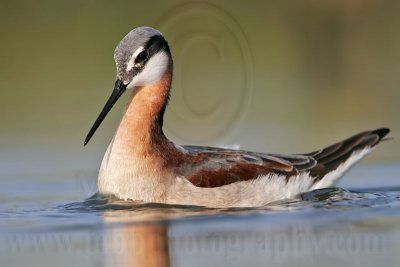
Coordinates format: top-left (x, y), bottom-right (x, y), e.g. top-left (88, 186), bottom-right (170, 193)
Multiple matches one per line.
top-left (1, 164), bottom-right (400, 267)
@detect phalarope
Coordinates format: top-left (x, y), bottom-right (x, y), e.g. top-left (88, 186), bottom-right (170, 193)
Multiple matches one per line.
top-left (84, 26), bottom-right (390, 208)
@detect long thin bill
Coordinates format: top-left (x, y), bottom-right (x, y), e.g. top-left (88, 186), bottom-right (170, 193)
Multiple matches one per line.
top-left (84, 79), bottom-right (127, 146)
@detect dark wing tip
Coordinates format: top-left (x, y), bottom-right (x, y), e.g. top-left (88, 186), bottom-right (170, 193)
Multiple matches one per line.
top-left (307, 127), bottom-right (390, 181)
top-left (371, 128), bottom-right (390, 140)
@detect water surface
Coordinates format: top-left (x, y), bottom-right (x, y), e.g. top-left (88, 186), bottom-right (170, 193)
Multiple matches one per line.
top-left (1, 164), bottom-right (399, 267)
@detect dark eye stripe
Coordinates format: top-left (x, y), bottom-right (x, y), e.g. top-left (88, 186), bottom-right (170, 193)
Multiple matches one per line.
top-left (127, 35), bottom-right (170, 77)
top-left (135, 50), bottom-right (148, 63)
top-left (145, 35), bottom-right (171, 59)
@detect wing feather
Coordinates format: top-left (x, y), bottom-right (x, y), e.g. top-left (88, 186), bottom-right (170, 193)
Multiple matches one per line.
top-left (180, 128), bottom-right (389, 188)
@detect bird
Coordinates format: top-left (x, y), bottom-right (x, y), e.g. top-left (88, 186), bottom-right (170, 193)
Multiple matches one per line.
top-left (84, 26), bottom-right (390, 208)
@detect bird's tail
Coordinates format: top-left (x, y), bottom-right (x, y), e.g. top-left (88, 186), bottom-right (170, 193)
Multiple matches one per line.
top-left (306, 128), bottom-right (390, 189)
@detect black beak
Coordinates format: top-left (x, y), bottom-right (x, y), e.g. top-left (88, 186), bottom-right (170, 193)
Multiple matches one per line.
top-left (84, 79), bottom-right (127, 146)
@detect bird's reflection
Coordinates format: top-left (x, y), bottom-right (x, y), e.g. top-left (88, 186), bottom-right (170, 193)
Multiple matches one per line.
top-left (97, 198), bottom-right (296, 267)
top-left (99, 202), bottom-right (221, 267)
top-left (101, 209), bottom-right (172, 267)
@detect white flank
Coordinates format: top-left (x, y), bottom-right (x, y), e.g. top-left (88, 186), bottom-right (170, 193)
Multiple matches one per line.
top-left (168, 172), bottom-right (315, 208)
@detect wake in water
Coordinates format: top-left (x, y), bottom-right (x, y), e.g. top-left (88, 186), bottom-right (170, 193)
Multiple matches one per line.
top-left (60, 186), bottom-right (400, 217)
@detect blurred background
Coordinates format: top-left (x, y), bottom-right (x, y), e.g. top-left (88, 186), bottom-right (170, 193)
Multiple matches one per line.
top-left (0, 0), bottom-right (399, 195)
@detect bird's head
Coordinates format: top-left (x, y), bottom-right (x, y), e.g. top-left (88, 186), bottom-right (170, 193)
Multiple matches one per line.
top-left (84, 27), bottom-right (171, 145)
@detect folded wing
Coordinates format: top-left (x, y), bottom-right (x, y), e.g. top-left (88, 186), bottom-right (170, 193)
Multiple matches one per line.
top-left (182, 128), bottom-right (390, 188)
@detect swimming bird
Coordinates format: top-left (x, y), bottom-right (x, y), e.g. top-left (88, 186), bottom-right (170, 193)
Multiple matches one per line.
top-left (84, 26), bottom-right (390, 208)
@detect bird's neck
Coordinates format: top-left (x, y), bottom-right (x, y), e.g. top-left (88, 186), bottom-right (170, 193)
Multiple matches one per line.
top-left (113, 64), bottom-right (173, 157)
top-left (98, 64), bottom-right (178, 200)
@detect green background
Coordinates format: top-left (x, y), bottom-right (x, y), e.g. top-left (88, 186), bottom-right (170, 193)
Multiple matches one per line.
top-left (1, 0), bottom-right (398, 176)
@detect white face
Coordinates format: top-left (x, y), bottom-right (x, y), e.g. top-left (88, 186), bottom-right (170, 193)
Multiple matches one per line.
top-left (125, 50), bottom-right (169, 89)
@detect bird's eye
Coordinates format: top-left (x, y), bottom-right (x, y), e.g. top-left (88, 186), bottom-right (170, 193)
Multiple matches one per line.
top-left (136, 50), bottom-right (148, 63)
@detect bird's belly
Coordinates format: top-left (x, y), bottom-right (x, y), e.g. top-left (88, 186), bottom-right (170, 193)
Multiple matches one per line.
top-left (165, 173), bottom-right (316, 208)
top-left (97, 157), bottom-right (170, 202)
